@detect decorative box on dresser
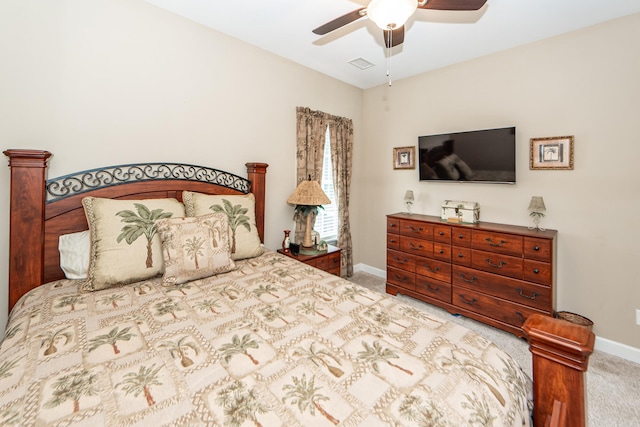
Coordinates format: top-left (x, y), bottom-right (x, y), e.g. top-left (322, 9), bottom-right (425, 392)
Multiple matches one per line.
top-left (386, 213), bottom-right (557, 337)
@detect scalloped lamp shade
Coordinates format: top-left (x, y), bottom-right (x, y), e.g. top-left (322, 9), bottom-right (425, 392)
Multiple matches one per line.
top-left (287, 180), bottom-right (331, 206)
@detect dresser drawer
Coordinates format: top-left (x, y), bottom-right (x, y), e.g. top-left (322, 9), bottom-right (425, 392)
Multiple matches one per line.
top-left (453, 265), bottom-right (551, 312)
top-left (387, 249), bottom-right (416, 272)
top-left (471, 249), bottom-right (523, 280)
top-left (433, 242), bottom-right (451, 262)
top-left (415, 256), bottom-right (451, 283)
top-left (452, 287), bottom-right (547, 328)
top-left (472, 230), bottom-right (523, 256)
top-left (524, 259), bottom-right (552, 286)
top-left (452, 246), bottom-right (472, 266)
top-left (452, 228), bottom-right (472, 247)
top-left (399, 219), bottom-right (433, 239)
top-left (315, 256), bottom-right (328, 270)
top-left (327, 251), bottom-right (341, 275)
top-left (387, 217), bottom-right (400, 234)
top-left (400, 236), bottom-right (433, 257)
top-left (416, 275), bottom-right (451, 303)
top-left (524, 237), bottom-right (552, 262)
top-left (433, 225), bottom-right (451, 243)
top-left (387, 266), bottom-right (415, 291)
top-left (387, 233), bottom-right (400, 250)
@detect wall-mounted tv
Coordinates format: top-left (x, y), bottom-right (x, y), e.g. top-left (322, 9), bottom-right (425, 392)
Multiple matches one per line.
top-left (418, 127), bottom-right (516, 184)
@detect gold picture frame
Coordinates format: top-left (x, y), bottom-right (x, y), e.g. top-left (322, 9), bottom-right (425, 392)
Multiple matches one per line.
top-left (530, 136), bottom-right (574, 170)
top-left (393, 146), bottom-right (415, 170)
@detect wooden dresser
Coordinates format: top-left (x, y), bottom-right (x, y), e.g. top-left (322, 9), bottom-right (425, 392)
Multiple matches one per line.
top-left (386, 213), bottom-right (557, 337)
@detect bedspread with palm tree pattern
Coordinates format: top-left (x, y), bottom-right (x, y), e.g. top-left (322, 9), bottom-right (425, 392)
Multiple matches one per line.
top-left (0, 250), bottom-right (532, 426)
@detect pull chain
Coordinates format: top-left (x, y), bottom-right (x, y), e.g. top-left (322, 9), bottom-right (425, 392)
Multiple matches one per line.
top-left (386, 27), bottom-right (392, 86)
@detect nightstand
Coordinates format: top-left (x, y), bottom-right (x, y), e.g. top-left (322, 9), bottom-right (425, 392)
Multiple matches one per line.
top-left (278, 245), bottom-right (341, 277)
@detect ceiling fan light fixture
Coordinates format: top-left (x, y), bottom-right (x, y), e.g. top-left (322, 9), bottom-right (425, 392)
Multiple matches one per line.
top-left (367, 0), bottom-right (417, 30)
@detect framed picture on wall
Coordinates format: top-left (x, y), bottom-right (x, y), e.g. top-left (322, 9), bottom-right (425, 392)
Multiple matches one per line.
top-left (393, 146), bottom-right (416, 170)
top-left (530, 136), bottom-right (574, 170)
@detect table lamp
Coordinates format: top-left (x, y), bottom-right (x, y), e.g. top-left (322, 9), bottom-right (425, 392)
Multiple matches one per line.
top-left (528, 196), bottom-right (546, 231)
top-left (287, 178), bottom-right (331, 248)
top-left (404, 190), bottom-right (414, 215)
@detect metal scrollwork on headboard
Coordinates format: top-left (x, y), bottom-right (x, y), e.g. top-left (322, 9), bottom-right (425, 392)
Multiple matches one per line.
top-left (45, 162), bottom-right (251, 202)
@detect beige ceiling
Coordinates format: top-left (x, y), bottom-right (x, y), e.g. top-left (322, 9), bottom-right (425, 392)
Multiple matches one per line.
top-left (145, 0), bottom-right (640, 89)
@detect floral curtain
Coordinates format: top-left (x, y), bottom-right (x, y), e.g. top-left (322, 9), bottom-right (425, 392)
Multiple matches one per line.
top-left (295, 106), bottom-right (353, 276)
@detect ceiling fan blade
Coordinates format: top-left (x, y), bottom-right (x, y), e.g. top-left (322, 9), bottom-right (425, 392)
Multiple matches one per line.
top-left (418, 0), bottom-right (487, 11)
top-left (383, 26), bottom-right (405, 48)
top-left (312, 8), bottom-right (367, 35)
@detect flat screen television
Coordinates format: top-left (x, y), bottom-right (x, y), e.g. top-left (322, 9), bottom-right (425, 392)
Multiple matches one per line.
top-left (418, 127), bottom-right (516, 184)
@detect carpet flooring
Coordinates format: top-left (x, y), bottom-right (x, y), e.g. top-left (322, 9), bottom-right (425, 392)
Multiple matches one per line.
top-left (348, 271), bottom-right (640, 426)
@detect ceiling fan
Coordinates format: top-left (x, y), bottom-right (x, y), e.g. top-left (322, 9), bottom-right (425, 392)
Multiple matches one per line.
top-left (313, 0), bottom-right (487, 48)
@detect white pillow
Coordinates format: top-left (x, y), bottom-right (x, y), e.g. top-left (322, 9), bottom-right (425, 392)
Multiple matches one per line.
top-left (58, 230), bottom-right (91, 279)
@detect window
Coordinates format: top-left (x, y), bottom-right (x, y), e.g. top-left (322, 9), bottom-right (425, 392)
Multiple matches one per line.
top-left (314, 127), bottom-right (338, 243)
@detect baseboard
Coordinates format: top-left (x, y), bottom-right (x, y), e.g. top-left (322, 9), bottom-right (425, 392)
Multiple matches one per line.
top-left (353, 262), bottom-right (385, 278)
top-left (594, 336), bottom-right (640, 364)
top-left (353, 262), bottom-right (640, 365)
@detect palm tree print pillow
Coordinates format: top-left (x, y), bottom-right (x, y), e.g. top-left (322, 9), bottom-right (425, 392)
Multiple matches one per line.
top-left (183, 192), bottom-right (264, 260)
top-left (81, 197), bottom-right (186, 291)
top-left (156, 213), bottom-right (236, 286)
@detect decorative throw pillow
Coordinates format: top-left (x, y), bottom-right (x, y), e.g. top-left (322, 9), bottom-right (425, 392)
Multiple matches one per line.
top-left (183, 191), bottom-right (264, 260)
top-left (82, 197), bottom-right (186, 291)
top-left (156, 213), bottom-right (236, 286)
top-left (58, 230), bottom-right (91, 279)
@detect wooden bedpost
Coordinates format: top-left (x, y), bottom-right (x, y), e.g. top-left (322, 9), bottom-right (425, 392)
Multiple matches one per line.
top-left (523, 313), bottom-right (595, 427)
top-left (246, 162), bottom-right (268, 243)
top-left (4, 149), bottom-right (51, 312)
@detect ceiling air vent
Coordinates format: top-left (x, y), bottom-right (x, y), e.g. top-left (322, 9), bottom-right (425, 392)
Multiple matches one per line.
top-left (348, 57), bottom-right (375, 70)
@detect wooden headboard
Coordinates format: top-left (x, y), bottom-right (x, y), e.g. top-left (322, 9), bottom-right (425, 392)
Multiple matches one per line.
top-left (4, 149), bottom-right (268, 312)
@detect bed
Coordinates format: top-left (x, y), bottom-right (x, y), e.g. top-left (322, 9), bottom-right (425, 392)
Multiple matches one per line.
top-left (2, 149), bottom-right (594, 426)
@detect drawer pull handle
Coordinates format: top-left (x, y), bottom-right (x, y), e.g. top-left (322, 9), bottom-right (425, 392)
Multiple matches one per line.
top-left (485, 258), bottom-right (506, 268)
top-left (394, 274), bottom-right (408, 282)
top-left (457, 253), bottom-right (465, 258)
top-left (394, 256), bottom-right (408, 264)
top-left (408, 226), bottom-right (424, 233)
top-left (516, 312), bottom-right (525, 322)
top-left (534, 246), bottom-right (540, 251)
top-left (486, 238), bottom-right (506, 247)
top-left (409, 242), bottom-right (424, 250)
top-left (439, 231), bottom-right (445, 236)
top-left (439, 249), bottom-right (445, 254)
top-left (458, 273), bottom-right (476, 283)
top-left (459, 295), bottom-right (477, 305)
top-left (390, 223), bottom-right (397, 228)
top-left (458, 234), bottom-right (465, 239)
top-left (427, 284), bottom-right (440, 292)
top-left (389, 239), bottom-right (396, 243)
top-left (423, 264), bottom-right (440, 273)
top-left (532, 268), bottom-right (539, 274)
top-left (517, 288), bottom-right (538, 300)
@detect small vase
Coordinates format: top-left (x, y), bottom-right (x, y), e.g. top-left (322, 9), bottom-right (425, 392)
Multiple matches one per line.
top-left (282, 230), bottom-right (291, 252)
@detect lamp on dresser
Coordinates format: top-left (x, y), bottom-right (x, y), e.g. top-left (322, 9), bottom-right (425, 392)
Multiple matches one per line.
top-left (528, 196), bottom-right (546, 231)
top-left (404, 190), bottom-right (414, 215)
top-left (287, 177), bottom-right (331, 249)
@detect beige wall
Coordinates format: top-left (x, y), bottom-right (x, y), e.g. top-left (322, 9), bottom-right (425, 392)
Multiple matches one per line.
top-left (0, 0), bottom-right (363, 330)
top-left (359, 13), bottom-right (640, 349)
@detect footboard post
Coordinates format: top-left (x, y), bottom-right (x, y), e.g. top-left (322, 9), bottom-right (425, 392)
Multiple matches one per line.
top-left (523, 314), bottom-right (595, 427)
top-left (4, 149), bottom-right (51, 312)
